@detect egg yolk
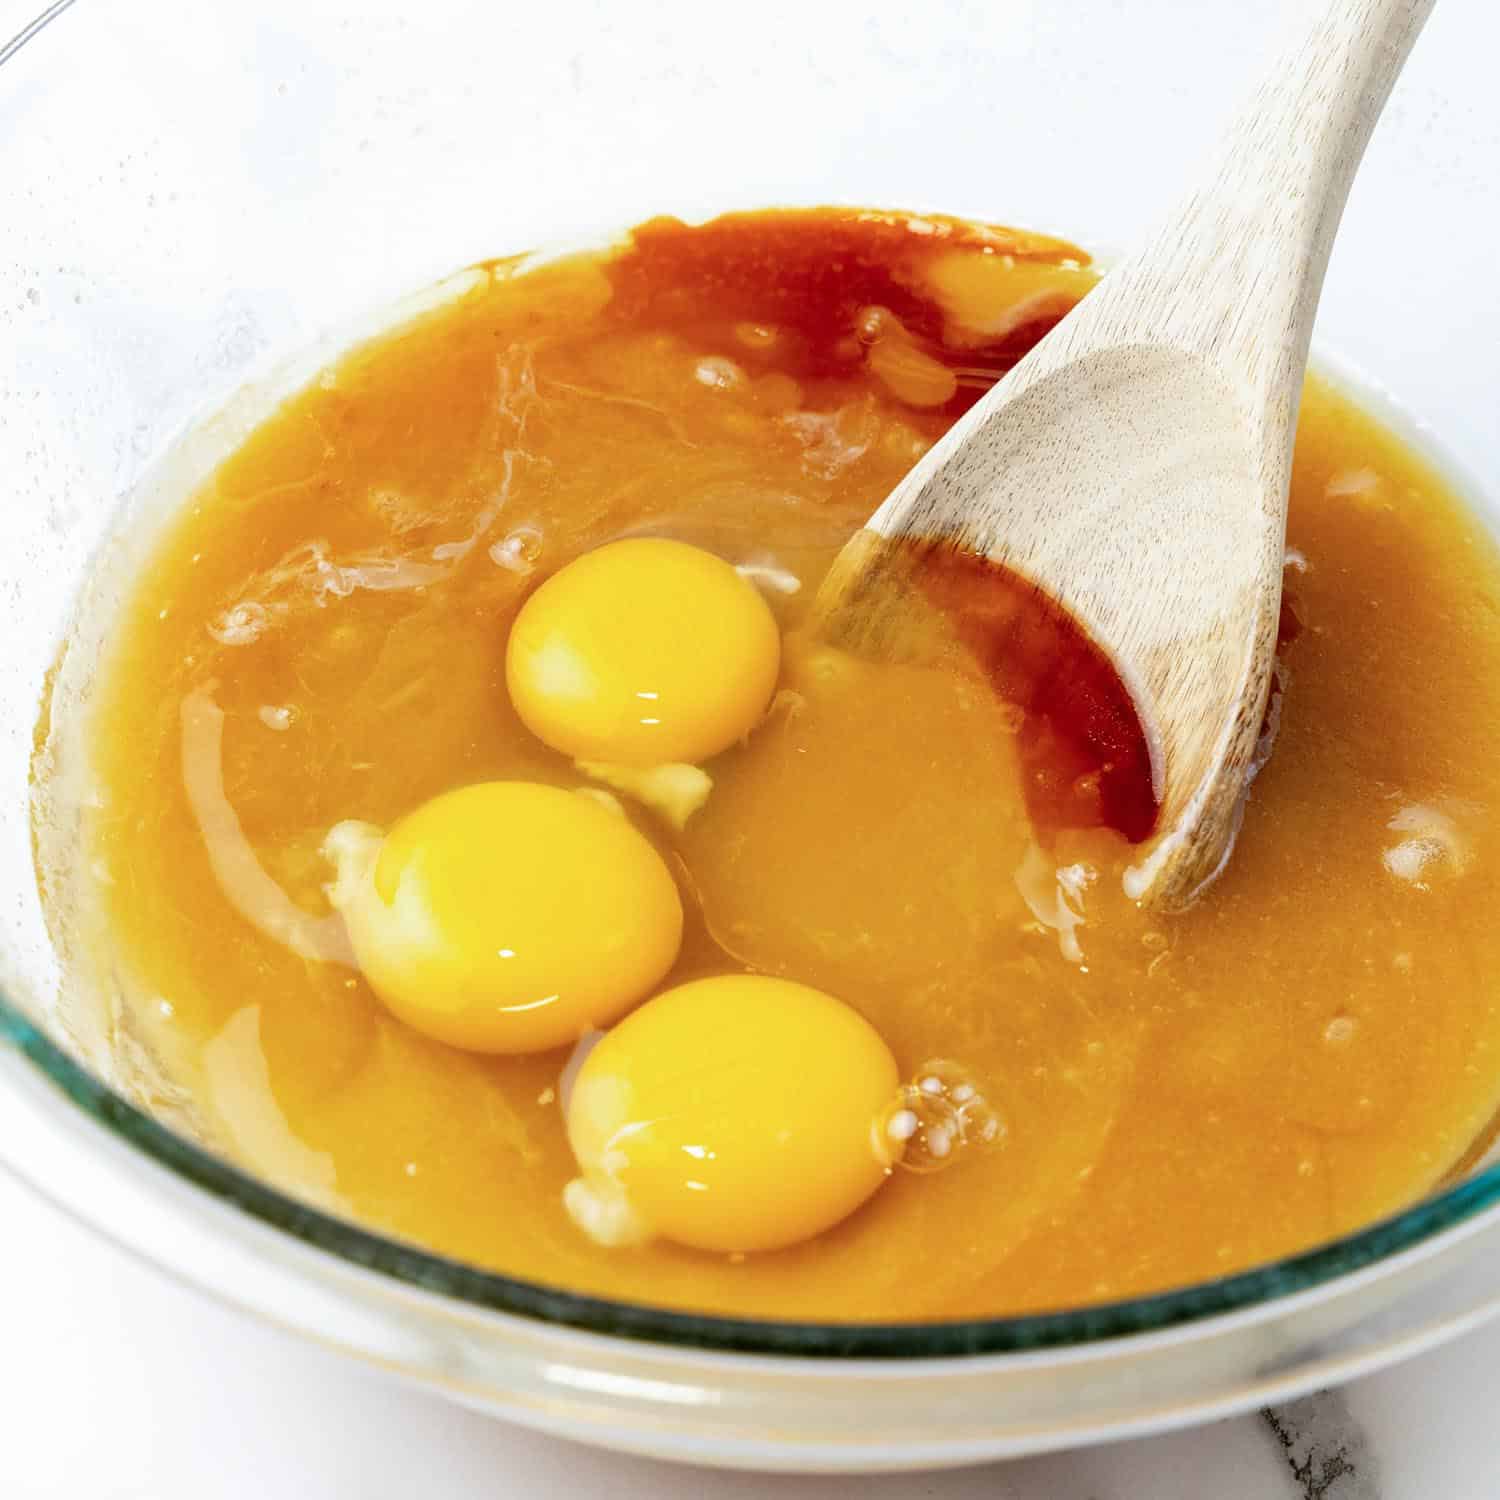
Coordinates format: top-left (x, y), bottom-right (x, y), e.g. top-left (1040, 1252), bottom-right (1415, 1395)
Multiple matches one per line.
top-left (505, 538), bottom-right (781, 767)
top-left (564, 975), bottom-right (901, 1254)
top-left (323, 782), bottom-right (683, 1054)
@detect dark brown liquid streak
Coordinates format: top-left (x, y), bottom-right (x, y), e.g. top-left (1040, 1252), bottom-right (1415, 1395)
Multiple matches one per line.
top-left (605, 210), bottom-right (1077, 419)
top-left (909, 544), bottom-right (1160, 843)
top-left (603, 212), bottom-right (1168, 842)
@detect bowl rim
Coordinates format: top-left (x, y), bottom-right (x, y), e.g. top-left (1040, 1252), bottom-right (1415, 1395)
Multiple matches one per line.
top-left (9, 972), bottom-right (1500, 1360)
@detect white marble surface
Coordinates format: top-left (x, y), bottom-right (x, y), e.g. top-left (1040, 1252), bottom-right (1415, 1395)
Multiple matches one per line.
top-left (3, 1167), bottom-right (1498, 1499)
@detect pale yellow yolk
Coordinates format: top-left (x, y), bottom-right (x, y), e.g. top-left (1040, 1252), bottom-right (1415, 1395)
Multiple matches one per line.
top-left (564, 975), bottom-right (901, 1254)
top-left (323, 782), bottom-right (682, 1054)
top-left (505, 538), bottom-right (781, 767)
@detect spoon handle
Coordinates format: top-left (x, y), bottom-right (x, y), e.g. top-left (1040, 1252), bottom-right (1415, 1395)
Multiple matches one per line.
top-left (824, 0), bottom-right (1439, 913)
top-left (1104, 0), bottom-right (1436, 395)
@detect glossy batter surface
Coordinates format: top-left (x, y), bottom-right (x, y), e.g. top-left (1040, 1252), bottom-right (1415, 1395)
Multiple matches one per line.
top-left (58, 209), bottom-right (1500, 1320)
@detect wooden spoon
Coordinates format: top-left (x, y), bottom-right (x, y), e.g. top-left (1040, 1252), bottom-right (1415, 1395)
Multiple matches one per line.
top-left (818, 0), bottom-right (1435, 910)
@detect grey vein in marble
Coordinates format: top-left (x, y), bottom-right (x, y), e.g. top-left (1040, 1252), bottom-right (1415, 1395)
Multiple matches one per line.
top-left (1263, 1392), bottom-right (1381, 1499)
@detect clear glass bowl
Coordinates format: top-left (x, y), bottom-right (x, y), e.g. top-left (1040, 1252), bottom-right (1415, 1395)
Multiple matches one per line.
top-left (4, 0), bottom-right (1500, 1472)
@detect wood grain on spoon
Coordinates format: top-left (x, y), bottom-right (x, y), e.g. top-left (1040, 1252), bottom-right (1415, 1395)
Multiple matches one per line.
top-left (817, 0), bottom-right (1436, 910)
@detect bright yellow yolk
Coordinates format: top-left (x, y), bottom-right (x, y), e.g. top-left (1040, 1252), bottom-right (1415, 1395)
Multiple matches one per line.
top-left (505, 538), bottom-right (781, 767)
top-left (323, 782), bottom-right (682, 1054)
top-left (564, 975), bottom-right (901, 1254)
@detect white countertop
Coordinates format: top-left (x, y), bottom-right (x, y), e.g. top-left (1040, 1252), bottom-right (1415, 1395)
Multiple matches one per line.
top-left (3, 1167), bottom-right (1497, 1499)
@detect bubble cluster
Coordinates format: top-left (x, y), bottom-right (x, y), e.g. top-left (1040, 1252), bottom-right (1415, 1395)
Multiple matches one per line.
top-left (489, 524), bottom-right (544, 574)
top-left (257, 703), bottom-right (297, 732)
top-left (881, 1058), bottom-right (1003, 1174)
top-left (208, 601), bottom-right (268, 646)
top-left (693, 356), bottom-right (747, 391)
top-left (1381, 800), bottom-right (1474, 890)
top-left (779, 398), bottom-right (879, 478)
top-left (1323, 1014), bottom-right (1357, 1045)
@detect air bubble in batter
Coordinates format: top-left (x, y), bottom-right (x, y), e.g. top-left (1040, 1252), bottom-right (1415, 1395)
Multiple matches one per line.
top-left (881, 1058), bottom-right (1003, 1173)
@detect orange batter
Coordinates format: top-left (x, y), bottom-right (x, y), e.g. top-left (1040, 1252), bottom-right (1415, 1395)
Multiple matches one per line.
top-left (49, 208), bottom-right (1500, 1320)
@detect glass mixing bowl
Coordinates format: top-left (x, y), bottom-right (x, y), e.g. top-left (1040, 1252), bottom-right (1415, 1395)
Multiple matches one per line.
top-left (4, 0), bottom-right (1500, 1472)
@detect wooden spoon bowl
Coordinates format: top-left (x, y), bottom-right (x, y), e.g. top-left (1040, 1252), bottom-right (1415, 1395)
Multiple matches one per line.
top-left (819, 0), bottom-right (1436, 909)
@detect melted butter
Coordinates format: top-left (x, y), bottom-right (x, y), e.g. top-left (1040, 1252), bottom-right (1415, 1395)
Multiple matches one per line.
top-left (51, 208), bottom-right (1500, 1321)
